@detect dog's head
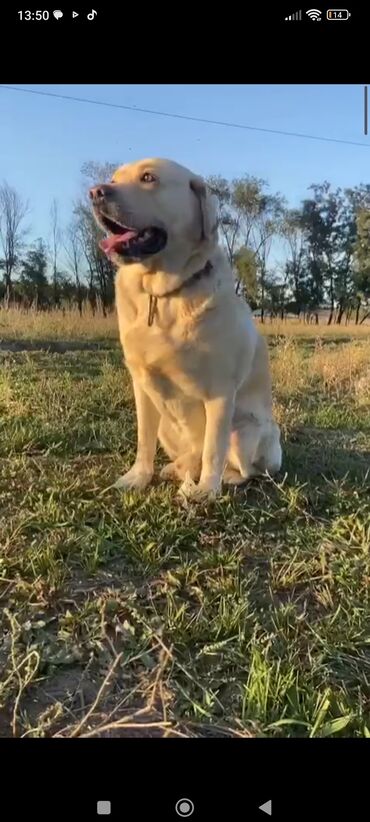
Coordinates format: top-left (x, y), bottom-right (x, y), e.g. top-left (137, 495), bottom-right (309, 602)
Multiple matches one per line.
top-left (89, 158), bottom-right (218, 268)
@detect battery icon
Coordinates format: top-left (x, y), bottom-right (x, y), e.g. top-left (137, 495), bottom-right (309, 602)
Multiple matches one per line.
top-left (326, 9), bottom-right (351, 19)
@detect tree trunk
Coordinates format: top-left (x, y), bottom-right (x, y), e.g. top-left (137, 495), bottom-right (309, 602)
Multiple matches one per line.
top-left (336, 304), bottom-right (345, 325)
top-left (53, 266), bottom-right (59, 308)
top-left (4, 273), bottom-right (11, 309)
top-left (359, 311), bottom-right (370, 325)
top-left (77, 283), bottom-right (83, 317)
top-left (327, 274), bottom-right (334, 325)
top-left (355, 298), bottom-right (361, 325)
top-left (88, 288), bottom-right (97, 315)
top-left (260, 284), bottom-right (265, 324)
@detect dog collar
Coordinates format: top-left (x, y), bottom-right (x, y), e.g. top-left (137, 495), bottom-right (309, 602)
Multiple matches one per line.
top-left (147, 261), bottom-right (213, 326)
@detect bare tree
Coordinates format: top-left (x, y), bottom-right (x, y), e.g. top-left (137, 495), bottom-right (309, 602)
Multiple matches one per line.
top-left (49, 198), bottom-right (61, 307)
top-left (80, 161), bottom-right (117, 187)
top-left (63, 218), bottom-right (83, 316)
top-left (0, 182), bottom-right (29, 306)
top-left (69, 161), bottom-right (119, 314)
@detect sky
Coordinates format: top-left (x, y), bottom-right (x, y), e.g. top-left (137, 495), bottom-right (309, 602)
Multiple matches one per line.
top-left (0, 83), bottom-right (369, 264)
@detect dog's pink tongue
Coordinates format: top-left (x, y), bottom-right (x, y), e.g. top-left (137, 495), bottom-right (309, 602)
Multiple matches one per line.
top-left (100, 230), bottom-right (137, 255)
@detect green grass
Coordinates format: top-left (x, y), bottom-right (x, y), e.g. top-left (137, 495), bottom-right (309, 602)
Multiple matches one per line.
top-left (0, 335), bottom-right (370, 737)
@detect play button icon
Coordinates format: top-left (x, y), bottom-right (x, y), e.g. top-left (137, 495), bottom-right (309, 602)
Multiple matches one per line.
top-left (72, 10), bottom-right (79, 17)
top-left (259, 800), bottom-right (272, 816)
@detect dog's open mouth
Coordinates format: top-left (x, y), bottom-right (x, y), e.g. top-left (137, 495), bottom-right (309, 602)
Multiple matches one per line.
top-left (98, 214), bottom-right (167, 259)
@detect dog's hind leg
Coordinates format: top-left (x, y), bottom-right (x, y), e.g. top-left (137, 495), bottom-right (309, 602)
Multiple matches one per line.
top-left (158, 416), bottom-right (180, 461)
top-left (226, 416), bottom-right (282, 481)
top-left (158, 408), bottom-right (205, 483)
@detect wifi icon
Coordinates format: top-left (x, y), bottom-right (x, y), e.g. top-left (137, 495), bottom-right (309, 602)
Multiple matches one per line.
top-left (306, 8), bottom-right (322, 20)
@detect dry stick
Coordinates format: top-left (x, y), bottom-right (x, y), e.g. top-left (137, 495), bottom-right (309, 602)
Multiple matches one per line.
top-left (2, 610), bottom-right (40, 736)
top-left (83, 721), bottom-right (189, 739)
top-left (68, 652), bottom-right (124, 738)
top-left (0, 582), bottom-right (15, 601)
top-left (187, 720), bottom-right (254, 738)
top-left (147, 645), bottom-right (173, 710)
top-left (22, 654), bottom-right (97, 738)
top-left (162, 726), bottom-right (190, 739)
top-left (81, 720), bottom-right (173, 738)
top-left (77, 645), bottom-right (174, 739)
top-left (76, 704), bottom-right (158, 738)
top-left (83, 649), bottom-right (172, 738)
top-left (10, 651), bottom-right (40, 737)
top-left (56, 642), bottom-right (163, 737)
top-left (81, 651), bottom-right (180, 739)
top-left (86, 680), bottom-right (145, 730)
top-left (14, 663), bottom-right (35, 732)
top-left (61, 619), bottom-right (228, 739)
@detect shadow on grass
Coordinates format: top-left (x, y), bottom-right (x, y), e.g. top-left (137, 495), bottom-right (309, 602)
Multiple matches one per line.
top-left (284, 426), bottom-right (370, 483)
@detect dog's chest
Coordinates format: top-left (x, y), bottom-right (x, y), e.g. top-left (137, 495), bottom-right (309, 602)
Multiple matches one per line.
top-left (122, 305), bottom-right (206, 403)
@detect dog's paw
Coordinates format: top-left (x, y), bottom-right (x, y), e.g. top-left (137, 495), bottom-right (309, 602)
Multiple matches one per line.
top-left (160, 462), bottom-right (178, 481)
top-left (160, 455), bottom-right (201, 483)
top-left (114, 467), bottom-right (153, 491)
top-left (178, 473), bottom-right (221, 503)
top-left (222, 467), bottom-right (247, 486)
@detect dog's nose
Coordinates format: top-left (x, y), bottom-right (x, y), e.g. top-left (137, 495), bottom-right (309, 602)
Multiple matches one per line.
top-left (89, 184), bottom-right (114, 202)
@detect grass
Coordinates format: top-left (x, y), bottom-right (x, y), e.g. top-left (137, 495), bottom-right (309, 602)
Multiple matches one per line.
top-left (0, 304), bottom-right (119, 343)
top-left (0, 312), bottom-right (370, 737)
top-left (1, 304), bottom-right (370, 344)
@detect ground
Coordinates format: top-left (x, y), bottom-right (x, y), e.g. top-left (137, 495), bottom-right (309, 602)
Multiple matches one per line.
top-left (0, 309), bottom-right (370, 737)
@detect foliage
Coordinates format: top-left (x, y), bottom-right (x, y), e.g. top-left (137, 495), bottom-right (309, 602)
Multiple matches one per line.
top-left (2, 165), bottom-right (370, 324)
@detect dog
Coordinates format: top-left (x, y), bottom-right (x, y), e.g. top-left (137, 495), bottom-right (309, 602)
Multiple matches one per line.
top-left (90, 158), bottom-right (282, 499)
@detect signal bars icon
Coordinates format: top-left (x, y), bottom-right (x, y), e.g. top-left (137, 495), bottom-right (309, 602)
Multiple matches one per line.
top-left (285, 9), bottom-right (302, 19)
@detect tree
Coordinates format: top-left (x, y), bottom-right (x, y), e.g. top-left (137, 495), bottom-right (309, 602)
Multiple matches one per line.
top-left (301, 183), bottom-right (340, 324)
top-left (281, 209), bottom-right (306, 317)
top-left (64, 218), bottom-right (83, 315)
top-left (80, 161), bottom-right (117, 187)
top-left (234, 246), bottom-right (258, 308)
top-left (74, 161), bottom-right (118, 314)
top-left (74, 201), bottom-right (115, 315)
top-left (19, 239), bottom-right (49, 307)
top-left (354, 207), bottom-right (370, 324)
top-left (249, 191), bottom-right (285, 322)
top-left (0, 182), bottom-right (29, 306)
top-left (341, 185), bottom-right (370, 323)
top-left (49, 199), bottom-right (61, 307)
top-left (300, 183), bottom-right (361, 325)
top-left (207, 175), bottom-right (284, 317)
top-left (207, 175), bottom-right (241, 267)
top-left (264, 275), bottom-right (287, 320)
top-left (333, 187), bottom-right (365, 324)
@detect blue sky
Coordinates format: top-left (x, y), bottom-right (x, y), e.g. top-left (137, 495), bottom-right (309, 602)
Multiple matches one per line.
top-left (0, 84), bottom-right (368, 259)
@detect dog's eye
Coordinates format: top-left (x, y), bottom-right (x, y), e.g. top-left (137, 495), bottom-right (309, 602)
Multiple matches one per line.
top-left (140, 172), bottom-right (157, 184)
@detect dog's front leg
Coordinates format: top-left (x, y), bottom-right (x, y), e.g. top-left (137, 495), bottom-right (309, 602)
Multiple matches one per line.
top-left (180, 394), bottom-right (234, 500)
top-left (115, 380), bottom-right (159, 490)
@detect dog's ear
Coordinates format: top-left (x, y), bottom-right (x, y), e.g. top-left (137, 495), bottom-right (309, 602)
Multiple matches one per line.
top-left (190, 177), bottom-right (218, 241)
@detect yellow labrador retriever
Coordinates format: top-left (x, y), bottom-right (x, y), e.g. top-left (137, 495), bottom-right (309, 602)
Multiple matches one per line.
top-left (90, 158), bottom-right (281, 499)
